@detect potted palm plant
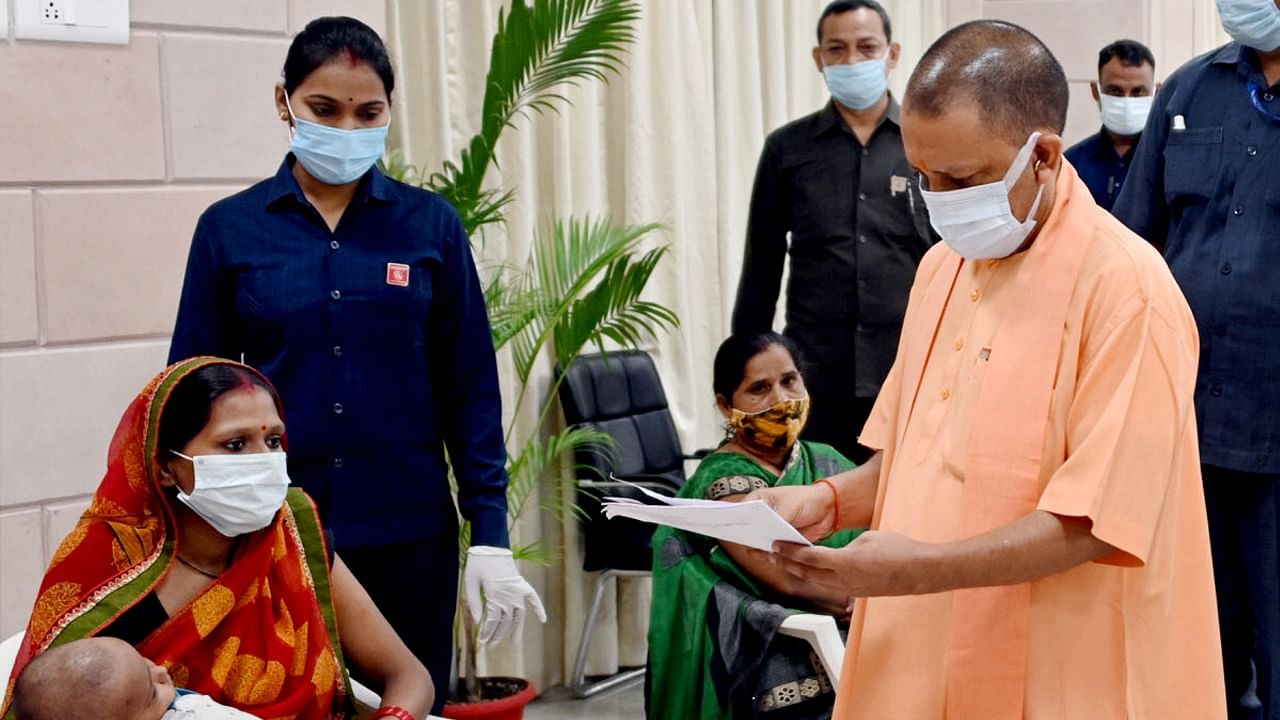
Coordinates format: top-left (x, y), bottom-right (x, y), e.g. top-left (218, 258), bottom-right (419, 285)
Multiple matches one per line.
top-left (384, 0), bottom-right (672, 716)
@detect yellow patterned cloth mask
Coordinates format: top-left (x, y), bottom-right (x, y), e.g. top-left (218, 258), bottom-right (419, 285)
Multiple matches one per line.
top-left (728, 396), bottom-right (811, 452)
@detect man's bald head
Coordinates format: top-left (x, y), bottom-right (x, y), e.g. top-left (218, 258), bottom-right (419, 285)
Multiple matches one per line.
top-left (904, 20), bottom-right (1068, 145)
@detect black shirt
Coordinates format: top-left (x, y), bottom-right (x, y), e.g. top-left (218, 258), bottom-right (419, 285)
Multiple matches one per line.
top-left (732, 99), bottom-right (935, 444)
top-left (1113, 43), bottom-right (1280, 473)
top-left (1064, 128), bottom-right (1139, 211)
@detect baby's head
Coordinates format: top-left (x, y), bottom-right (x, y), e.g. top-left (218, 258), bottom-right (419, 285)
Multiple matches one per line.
top-left (13, 637), bottom-right (177, 720)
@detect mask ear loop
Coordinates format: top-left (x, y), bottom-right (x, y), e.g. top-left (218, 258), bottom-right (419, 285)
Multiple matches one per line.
top-left (282, 93), bottom-right (298, 140)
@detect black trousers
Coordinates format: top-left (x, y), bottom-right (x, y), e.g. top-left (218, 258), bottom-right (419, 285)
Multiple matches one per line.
top-left (340, 536), bottom-right (459, 716)
top-left (1202, 465), bottom-right (1279, 720)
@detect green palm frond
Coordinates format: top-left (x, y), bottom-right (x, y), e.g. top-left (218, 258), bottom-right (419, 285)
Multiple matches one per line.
top-left (553, 246), bottom-right (679, 365)
top-left (508, 217), bottom-right (670, 382)
top-left (424, 0), bottom-right (640, 237)
top-left (507, 426), bottom-right (615, 525)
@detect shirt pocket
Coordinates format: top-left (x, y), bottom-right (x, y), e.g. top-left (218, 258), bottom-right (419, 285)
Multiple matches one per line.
top-left (348, 256), bottom-right (436, 348)
top-left (234, 266), bottom-right (292, 345)
top-left (1162, 127), bottom-right (1223, 208)
top-left (940, 347), bottom-right (992, 479)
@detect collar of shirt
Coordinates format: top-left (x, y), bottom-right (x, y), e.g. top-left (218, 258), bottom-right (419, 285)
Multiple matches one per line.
top-left (264, 153), bottom-right (400, 211)
top-left (812, 95), bottom-right (901, 140)
top-left (1210, 41), bottom-right (1277, 89)
top-left (1089, 127), bottom-right (1136, 161)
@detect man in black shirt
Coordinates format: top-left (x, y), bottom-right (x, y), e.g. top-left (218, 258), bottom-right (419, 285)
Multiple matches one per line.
top-left (1064, 40), bottom-right (1157, 211)
top-left (732, 0), bottom-right (935, 462)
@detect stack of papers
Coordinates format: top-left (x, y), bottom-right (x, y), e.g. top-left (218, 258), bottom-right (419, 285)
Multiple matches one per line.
top-left (600, 481), bottom-right (811, 552)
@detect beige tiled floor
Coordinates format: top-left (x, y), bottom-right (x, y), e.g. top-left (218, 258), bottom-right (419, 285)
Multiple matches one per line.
top-left (523, 682), bottom-right (645, 720)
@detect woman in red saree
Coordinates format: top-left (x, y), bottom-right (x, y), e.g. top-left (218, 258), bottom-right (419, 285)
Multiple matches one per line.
top-left (2, 357), bottom-right (432, 719)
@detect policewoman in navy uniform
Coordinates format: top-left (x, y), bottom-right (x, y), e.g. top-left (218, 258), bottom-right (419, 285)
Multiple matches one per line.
top-left (167, 17), bottom-right (544, 713)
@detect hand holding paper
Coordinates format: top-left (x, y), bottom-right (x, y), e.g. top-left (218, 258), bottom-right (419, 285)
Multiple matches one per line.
top-left (599, 482), bottom-right (811, 552)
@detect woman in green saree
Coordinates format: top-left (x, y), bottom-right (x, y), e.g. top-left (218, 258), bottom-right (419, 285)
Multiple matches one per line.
top-left (647, 332), bottom-right (865, 719)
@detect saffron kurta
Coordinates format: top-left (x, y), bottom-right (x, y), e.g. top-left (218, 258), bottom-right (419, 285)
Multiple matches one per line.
top-left (835, 165), bottom-right (1225, 719)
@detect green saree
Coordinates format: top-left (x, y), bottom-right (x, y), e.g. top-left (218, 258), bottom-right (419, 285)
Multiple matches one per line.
top-left (646, 441), bottom-right (862, 720)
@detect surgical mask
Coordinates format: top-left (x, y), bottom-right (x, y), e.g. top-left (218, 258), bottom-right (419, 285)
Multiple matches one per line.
top-left (285, 95), bottom-right (389, 185)
top-left (919, 132), bottom-right (1045, 260)
top-left (1217, 0), bottom-right (1280, 52)
top-left (1098, 95), bottom-right (1153, 137)
top-left (823, 58), bottom-right (888, 111)
top-left (170, 451), bottom-right (290, 537)
top-left (728, 397), bottom-right (811, 453)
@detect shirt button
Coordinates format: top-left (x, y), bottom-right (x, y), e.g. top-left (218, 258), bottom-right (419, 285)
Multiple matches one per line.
top-left (1221, 263), bottom-right (1232, 275)
top-left (858, 235), bottom-right (868, 244)
top-left (940, 388), bottom-right (951, 401)
top-left (330, 289), bottom-right (341, 300)
top-left (858, 192), bottom-right (867, 201)
top-left (333, 402), bottom-right (344, 414)
top-left (330, 240), bottom-right (340, 250)
top-left (332, 345), bottom-right (343, 357)
top-left (861, 148), bottom-right (870, 156)
top-left (332, 457), bottom-right (343, 468)
top-left (856, 323), bottom-right (865, 332)
top-left (1246, 146), bottom-right (1258, 157)
top-left (1209, 385), bottom-right (1223, 398)
top-left (1264, 92), bottom-right (1275, 102)
top-left (953, 338), bottom-right (964, 351)
top-left (969, 289), bottom-right (980, 302)
top-left (1232, 206), bottom-right (1244, 216)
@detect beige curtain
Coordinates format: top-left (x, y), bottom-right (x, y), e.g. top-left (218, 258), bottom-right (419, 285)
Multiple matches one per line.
top-left (385, 0), bottom-right (943, 691)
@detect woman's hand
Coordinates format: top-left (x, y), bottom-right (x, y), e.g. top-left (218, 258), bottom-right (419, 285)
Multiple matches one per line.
top-left (746, 483), bottom-right (837, 541)
top-left (331, 555), bottom-right (434, 715)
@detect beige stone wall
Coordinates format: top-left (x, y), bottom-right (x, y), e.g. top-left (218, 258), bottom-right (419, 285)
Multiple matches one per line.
top-left (0, 0), bottom-right (385, 640)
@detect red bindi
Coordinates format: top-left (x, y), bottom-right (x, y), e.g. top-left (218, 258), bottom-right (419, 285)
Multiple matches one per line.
top-left (261, 425), bottom-right (267, 431)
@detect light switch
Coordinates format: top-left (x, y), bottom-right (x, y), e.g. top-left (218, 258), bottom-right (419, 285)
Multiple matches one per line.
top-left (14, 0), bottom-right (128, 45)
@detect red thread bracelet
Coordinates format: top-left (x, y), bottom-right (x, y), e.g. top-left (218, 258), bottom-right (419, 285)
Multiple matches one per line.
top-left (816, 478), bottom-right (841, 534)
top-left (371, 706), bottom-right (416, 720)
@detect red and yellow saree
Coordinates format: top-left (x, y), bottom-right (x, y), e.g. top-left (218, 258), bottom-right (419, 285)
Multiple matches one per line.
top-left (1, 358), bottom-right (352, 720)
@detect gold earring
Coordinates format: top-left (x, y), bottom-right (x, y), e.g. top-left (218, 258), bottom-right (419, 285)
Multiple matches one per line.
top-left (280, 112), bottom-right (289, 121)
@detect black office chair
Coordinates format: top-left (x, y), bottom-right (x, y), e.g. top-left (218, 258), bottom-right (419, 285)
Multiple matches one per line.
top-left (556, 350), bottom-right (708, 698)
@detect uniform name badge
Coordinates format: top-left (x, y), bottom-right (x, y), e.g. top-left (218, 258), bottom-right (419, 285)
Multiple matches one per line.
top-left (386, 262), bottom-right (410, 287)
top-left (890, 174), bottom-right (909, 196)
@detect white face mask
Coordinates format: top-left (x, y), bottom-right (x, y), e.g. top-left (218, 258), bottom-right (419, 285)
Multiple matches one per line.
top-left (1099, 95), bottom-right (1153, 137)
top-left (822, 56), bottom-right (889, 111)
top-left (919, 132), bottom-right (1045, 260)
top-left (170, 451), bottom-right (290, 537)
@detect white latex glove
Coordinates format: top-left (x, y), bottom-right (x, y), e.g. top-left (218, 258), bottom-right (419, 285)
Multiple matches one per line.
top-left (464, 546), bottom-right (547, 647)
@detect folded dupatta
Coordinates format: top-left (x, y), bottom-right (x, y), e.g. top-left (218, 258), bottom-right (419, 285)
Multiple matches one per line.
top-left (2, 358), bottom-right (351, 720)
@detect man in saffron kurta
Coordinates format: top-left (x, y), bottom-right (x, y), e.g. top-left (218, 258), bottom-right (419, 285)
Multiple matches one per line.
top-left (751, 20), bottom-right (1225, 719)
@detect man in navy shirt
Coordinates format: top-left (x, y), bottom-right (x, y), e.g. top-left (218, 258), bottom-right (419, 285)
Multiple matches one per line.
top-left (1113, 2), bottom-right (1280, 715)
top-left (1064, 40), bottom-right (1157, 211)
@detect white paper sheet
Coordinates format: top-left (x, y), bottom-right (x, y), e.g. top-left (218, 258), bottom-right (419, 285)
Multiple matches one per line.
top-left (600, 483), bottom-right (810, 552)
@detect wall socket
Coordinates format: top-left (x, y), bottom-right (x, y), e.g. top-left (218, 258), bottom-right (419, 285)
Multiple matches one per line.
top-left (40, 0), bottom-right (63, 24)
top-left (14, 0), bottom-right (127, 44)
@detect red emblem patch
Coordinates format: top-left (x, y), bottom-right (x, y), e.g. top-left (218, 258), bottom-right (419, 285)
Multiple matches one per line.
top-left (386, 263), bottom-right (410, 287)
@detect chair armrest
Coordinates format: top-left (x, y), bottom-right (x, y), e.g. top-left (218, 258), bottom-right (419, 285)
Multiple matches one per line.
top-left (350, 677), bottom-right (381, 713)
top-left (579, 472), bottom-right (682, 494)
top-left (778, 613), bottom-right (845, 679)
top-left (682, 448), bottom-right (714, 461)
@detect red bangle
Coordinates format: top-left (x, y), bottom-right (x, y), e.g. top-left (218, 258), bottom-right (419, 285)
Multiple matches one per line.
top-left (371, 706), bottom-right (416, 720)
top-left (816, 478), bottom-right (841, 534)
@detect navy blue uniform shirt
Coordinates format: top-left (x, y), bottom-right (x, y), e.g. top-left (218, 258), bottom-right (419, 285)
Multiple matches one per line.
top-left (1064, 128), bottom-right (1138, 211)
top-left (169, 157), bottom-right (510, 548)
top-left (1113, 43), bottom-right (1280, 474)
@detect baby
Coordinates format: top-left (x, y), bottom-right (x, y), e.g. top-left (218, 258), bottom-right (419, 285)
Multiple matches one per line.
top-left (12, 637), bottom-right (258, 720)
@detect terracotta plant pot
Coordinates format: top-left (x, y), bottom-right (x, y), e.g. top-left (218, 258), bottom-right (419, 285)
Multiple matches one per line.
top-left (441, 677), bottom-right (537, 720)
